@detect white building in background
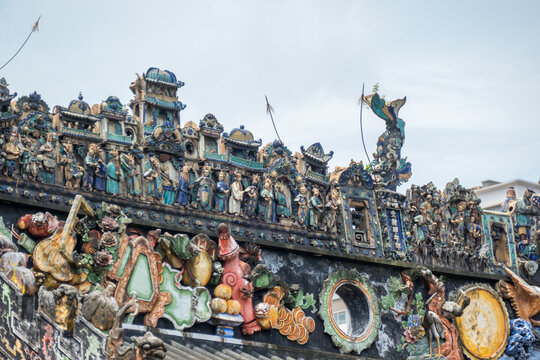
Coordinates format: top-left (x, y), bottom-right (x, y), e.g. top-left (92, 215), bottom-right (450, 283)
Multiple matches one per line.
top-left (473, 179), bottom-right (540, 211)
top-left (331, 293), bottom-right (350, 335)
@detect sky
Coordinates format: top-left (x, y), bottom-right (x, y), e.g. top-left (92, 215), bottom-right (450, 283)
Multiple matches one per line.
top-left (1, 0), bottom-right (538, 192)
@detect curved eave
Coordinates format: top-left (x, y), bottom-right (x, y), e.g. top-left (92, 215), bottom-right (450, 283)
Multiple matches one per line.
top-left (107, 138), bottom-right (133, 146)
top-left (0, 95), bottom-right (16, 103)
top-left (144, 96), bottom-right (186, 111)
top-left (145, 77), bottom-right (185, 88)
top-left (302, 150), bottom-right (333, 164)
top-left (200, 128), bottom-right (223, 137)
top-left (229, 160), bottom-right (266, 171)
top-left (60, 110), bottom-right (100, 122)
top-left (305, 174), bottom-right (329, 186)
top-left (62, 130), bottom-right (103, 142)
top-left (101, 109), bottom-right (129, 118)
top-left (223, 137), bottom-right (262, 149)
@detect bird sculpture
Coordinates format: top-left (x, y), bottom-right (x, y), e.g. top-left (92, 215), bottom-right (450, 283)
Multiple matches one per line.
top-left (441, 291), bottom-right (471, 321)
top-left (497, 265), bottom-right (540, 328)
top-left (422, 310), bottom-right (445, 359)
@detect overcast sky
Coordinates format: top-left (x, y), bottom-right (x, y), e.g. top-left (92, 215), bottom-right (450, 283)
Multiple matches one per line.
top-left (1, 1), bottom-right (538, 191)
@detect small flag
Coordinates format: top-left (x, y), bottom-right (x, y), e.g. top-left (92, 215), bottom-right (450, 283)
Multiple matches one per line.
top-left (265, 95), bottom-right (274, 115)
top-left (32, 16), bottom-right (41, 32)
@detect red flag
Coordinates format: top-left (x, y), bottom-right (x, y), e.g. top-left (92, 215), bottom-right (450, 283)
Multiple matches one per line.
top-left (32, 16), bottom-right (41, 32)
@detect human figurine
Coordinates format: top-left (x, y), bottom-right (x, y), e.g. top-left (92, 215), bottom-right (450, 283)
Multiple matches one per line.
top-left (325, 187), bottom-right (342, 233)
top-left (20, 136), bottom-right (38, 180)
top-left (61, 142), bottom-right (83, 188)
top-left (450, 202), bottom-right (466, 244)
top-left (144, 157), bottom-right (162, 202)
top-left (94, 157), bottom-right (107, 192)
top-left (175, 165), bottom-right (191, 207)
top-left (214, 171), bottom-right (229, 213)
top-left (217, 223), bottom-right (261, 335)
top-left (83, 144), bottom-right (100, 191)
top-left (228, 171), bottom-right (244, 216)
top-left (244, 174), bottom-right (259, 219)
top-left (3, 129), bottom-right (20, 177)
top-left (294, 184), bottom-right (309, 226)
top-left (465, 215), bottom-right (482, 250)
top-left (193, 165), bottom-right (213, 211)
top-left (121, 153), bottom-right (142, 199)
top-left (275, 182), bottom-right (291, 219)
top-left (501, 186), bottom-right (518, 213)
top-left (413, 203), bottom-right (432, 242)
top-left (160, 163), bottom-right (176, 205)
top-left (308, 188), bottom-right (324, 229)
top-left (37, 133), bottom-right (59, 184)
top-left (106, 150), bottom-right (124, 196)
top-left (515, 189), bottom-right (538, 243)
top-left (258, 178), bottom-right (274, 222)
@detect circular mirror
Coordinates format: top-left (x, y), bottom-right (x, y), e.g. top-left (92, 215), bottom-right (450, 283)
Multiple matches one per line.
top-left (319, 269), bottom-right (380, 355)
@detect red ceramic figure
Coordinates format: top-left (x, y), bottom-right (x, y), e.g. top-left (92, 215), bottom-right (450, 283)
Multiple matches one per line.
top-left (218, 223), bottom-right (261, 335)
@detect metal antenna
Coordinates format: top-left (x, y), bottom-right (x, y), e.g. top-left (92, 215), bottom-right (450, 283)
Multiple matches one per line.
top-left (265, 95), bottom-right (282, 143)
top-left (358, 83), bottom-right (371, 164)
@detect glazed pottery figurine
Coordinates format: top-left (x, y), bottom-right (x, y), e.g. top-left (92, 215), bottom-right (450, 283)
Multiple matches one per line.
top-left (121, 153), bottom-right (142, 199)
top-left (144, 157), bottom-right (163, 202)
top-left (106, 150), bottom-right (124, 196)
top-left (214, 171), bottom-right (229, 213)
top-left (308, 187), bottom-right (323, 229)
top-left (3, 129), bottom-right (20, 177)
top-left (259, 178), bottom-right (274, 222)
top-left (217, 223), bottom-right (261, 335)
top-left (275, 182), bottom-right (291, 219)
top-left (193, 165), bottom-right (213, 211)
top-left (515, 189), bottom-right (538, 243)
top-left (175, 165), bottom-right (191, 207)
top-left (294, 184), bottom-right (309, 227)
top-left (228, 171), bottom-right (243, 216)
top-left (160, 163), bottom-right (176, 205)
top-left (37, 132), bottom-right (59, 184)
top-left (38, 284), bottom-right (79, 331)
top-left (243, 174), bottom-right (259, 218)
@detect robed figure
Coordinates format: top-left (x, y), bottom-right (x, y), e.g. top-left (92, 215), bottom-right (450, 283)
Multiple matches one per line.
top-left (176, 166), bottom-right (191, 207)
top-left (229, 172), bottom-right (244, 216)
top-left (258, 179), bottom-right (274, 222)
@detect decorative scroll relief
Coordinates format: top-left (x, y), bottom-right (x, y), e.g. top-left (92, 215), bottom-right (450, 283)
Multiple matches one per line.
top-left (319, 268), bottom-right (380, 355)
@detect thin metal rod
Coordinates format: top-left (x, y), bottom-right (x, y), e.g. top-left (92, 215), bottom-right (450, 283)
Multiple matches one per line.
top-left (359, 83), bottom-right (371, 164)
top-left (0, 16), bottom-right (41, 72)
top-left (265, 95), bottom-right (282, 143)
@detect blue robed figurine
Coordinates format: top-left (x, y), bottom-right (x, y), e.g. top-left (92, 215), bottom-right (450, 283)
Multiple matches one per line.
top-left (176, 165), bottom-right (191, 207)
top-left (106, 150), bottom-right (124, 195)
top-left (214, 171), bottom-right (229, 213)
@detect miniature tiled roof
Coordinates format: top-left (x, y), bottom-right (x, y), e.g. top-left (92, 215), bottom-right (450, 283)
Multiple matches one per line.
top-left (223, 125), bottom-right (262, 148)
top-left (300, 143), bottom-right (333, 164)
top-left (145, 95), bottom-right (186, 111)
top-left (58, 93), bottom-right (100, 122)
top-left (145, 67), bottom-right (185, 88)
top-left (101, 96), bottom-right (129, 115)
top-left (199, 113), bottom-right (224, 134)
